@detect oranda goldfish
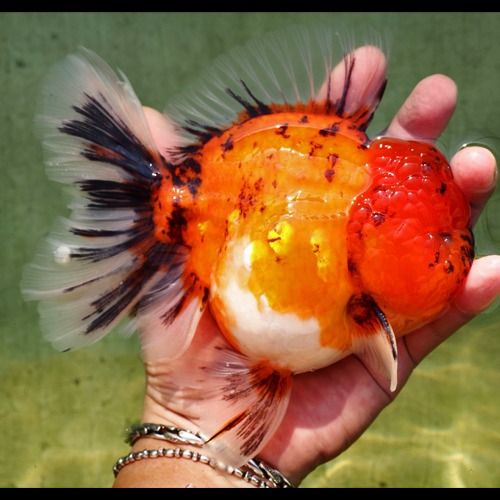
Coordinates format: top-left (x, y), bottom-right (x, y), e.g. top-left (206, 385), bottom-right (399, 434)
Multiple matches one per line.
top-left (22, 25), bottom-right (474, 469)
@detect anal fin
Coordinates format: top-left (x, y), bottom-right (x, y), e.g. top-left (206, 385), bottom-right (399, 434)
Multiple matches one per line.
top-left (348, 293), bottom-right (398, 392)
top-left (151, 311), bottom-right (293, 468)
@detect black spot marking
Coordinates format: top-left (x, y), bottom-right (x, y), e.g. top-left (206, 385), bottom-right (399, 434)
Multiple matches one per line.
top-left (319, 123), bottom-right (340, 137)
top-left (461, 243), bottom-right (475, 262)
top-left (221, 134), bottom-right (234, 153)
top-left (167, 206), bottom-right (188, 243)
top-left (443, 260), bottom-right (455, 274)
top-left (460, 232), bottom-right (475, 247)
top-left (347, 258), bottom-right (358, 275)
top-left (371, 212), bottom-right (385, 226)
top-left (421, 161), bottom-right (432, 174)
top-left (172, 157), bottom-right (202, 196)
top-left (308, 142), bottom-right (323, 157)
top-left (275, 124), bottom-right (290, 138)
top-left (324, 169), bottom-right (335, 183)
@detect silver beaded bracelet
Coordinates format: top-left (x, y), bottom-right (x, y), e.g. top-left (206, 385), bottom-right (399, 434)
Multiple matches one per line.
top-left (113, 422), bottom-right (295, 488)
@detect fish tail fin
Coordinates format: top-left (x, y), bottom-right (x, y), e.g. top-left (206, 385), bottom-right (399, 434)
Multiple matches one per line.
top-left (154, 315), bottom-right (293, 468)
top-left (348, 293), bottom-right (398, 392)
top-left (21, 48), bottom-right (205, 358)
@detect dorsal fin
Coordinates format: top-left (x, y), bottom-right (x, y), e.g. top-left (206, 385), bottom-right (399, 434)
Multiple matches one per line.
top-left (166, 24), bottom-right (389, 150)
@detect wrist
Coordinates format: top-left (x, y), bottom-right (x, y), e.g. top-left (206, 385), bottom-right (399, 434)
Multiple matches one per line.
top-left (113, 437), bottom-right (254, 488)
top-left (126, 383), bottom-right (296, 488)
top-left (112, 422), bottom-right (295, 488)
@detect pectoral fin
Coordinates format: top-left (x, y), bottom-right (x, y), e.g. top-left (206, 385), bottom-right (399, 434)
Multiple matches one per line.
top-left (348, 293), bottom-right (398, 392)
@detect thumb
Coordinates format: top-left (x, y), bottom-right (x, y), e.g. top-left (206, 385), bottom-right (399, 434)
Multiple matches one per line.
top-left (143, 106), bottom-right (182, 161)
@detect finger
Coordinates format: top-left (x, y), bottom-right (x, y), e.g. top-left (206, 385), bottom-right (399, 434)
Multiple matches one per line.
top-left (143, 106), bottom-right (181, 161)
top-left (403, 254), bottom-right (500, 366)
top-left (316, 45), bottom-right (388, 115)
top-left (450, 146), bottom-right (498, 226)
top-left (385, 74), bottom-right (457, 141)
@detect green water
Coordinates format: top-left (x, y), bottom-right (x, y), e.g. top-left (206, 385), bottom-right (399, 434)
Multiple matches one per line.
top-left (1, 12), bottom-right (500, 488)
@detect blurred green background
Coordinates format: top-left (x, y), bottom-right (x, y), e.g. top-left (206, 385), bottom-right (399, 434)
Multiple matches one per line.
top-left (1, 12), bottom-right (500, 488)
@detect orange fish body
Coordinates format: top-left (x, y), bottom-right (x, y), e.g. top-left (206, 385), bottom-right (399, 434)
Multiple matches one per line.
top-left (22, 27), bottom-right (474, 469)
top-left (158, 109), bottom-right (374, 373)
top-left (153, 105), bottom-right (472, 375)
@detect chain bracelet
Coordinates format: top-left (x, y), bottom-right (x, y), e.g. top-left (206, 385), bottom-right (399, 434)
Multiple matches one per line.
top-left (119, 422), bottom-right (294, 488)
top-left (126, 422), bottom-right (205, 447)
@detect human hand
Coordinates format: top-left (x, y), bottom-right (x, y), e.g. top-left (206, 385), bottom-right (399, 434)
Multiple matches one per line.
top-left (257, 52), bottom-right (500, 486)
top-left (117, 46), bottom-right (500, 488)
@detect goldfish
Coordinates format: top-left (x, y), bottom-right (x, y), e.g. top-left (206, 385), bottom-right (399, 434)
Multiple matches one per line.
top-left (22, 25), bottom-right (474, 470)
